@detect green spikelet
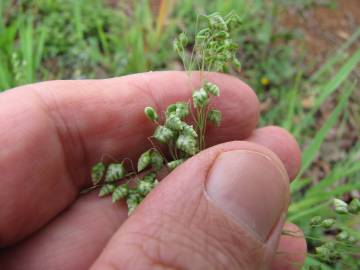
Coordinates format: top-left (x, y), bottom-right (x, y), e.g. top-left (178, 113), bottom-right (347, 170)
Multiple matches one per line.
top-left (98, 184), bottom-right (116, 197)
top-left (192, 88), bottom-right (208, 108)
top-left (137, 150), bottom-right (151, 172)
top-left (150, 150), bottom-right (164, 171)
top-left (91, 162), bottom-right (105, 185)
top-left (167, 159), bottom-right (185, 171)
top-left (136, 179), bottom-right (158, 196)
top-left (153, 125), bottom-right (174, 143)
top-left (144, 107), bottom-right (159, 122)
top-left (105, 163), bottom-right (126, 182)
top-left (204, 82), bottom-right (220, 96)
top-left (112, 184), bottom-right (129, 203)
top-left (176, 134), bottom-right (197, 155)
top-left (208, 109), bottom-right (222, 126)
top-left (126, 191), bottom-right (144, 215)
top-left (165, 114), bottom-right (183, 131)
top-left (166, 102), bottom-right (189, 119)
top-left (181, 123), bottom-right (198, 137)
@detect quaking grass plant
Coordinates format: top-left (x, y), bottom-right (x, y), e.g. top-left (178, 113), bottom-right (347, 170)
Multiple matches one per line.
top-left (87, 11), bottom-right (360, 268)
top-left (89, 12), bottom-right (241, 215)
top-left (285, 198), bottom-right (360, 269)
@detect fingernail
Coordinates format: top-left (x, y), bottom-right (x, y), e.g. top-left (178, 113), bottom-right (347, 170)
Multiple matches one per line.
top-left (206, 150), bottom-right (289, 242)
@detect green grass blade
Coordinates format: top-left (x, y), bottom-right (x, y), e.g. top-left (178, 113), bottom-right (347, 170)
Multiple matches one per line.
top-left (307, 162), bottom-right (360, 196)
top-left (298, 82), bottom-right (356, 177)
top-left (19, 17), bottom-right (34, 83)
top-left (311, 27), bottom-right (360, 82)
top-left (294, 49), bottom-right (360, 136)
top-left (0, 56), bottom-right (11, 90)
top-left (315, 48), bottom-right (360, 107)
top-left (304, 256), bottom-right (333, 270)
top-left (74, 0), bottom-right (84, 41)
top-left (34, 26), bottom-right (47, 72)
top-left (283, 70), bottom-right (302, 131)
top-left (290, 178), bottom-right (311, 194)
top-left (289, 201), bottom-right (330, 222)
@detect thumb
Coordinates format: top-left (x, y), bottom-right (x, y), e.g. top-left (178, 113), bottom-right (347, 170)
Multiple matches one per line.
top-left (91, 141), bottom-right (290, 270)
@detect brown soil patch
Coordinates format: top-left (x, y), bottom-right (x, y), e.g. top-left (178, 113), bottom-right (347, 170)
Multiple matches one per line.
top-left (283, 0), bottom-right (360, 64)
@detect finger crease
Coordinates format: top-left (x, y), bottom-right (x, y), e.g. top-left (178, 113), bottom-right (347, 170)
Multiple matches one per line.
top-left (32, 87), bottom-right (86, 191)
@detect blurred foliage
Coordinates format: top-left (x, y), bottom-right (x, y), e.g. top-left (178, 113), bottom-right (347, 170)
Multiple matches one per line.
top-left (1, 0), bottom-right (302, 94)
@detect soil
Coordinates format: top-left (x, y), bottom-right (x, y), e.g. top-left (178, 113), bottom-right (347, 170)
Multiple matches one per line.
top-left (283, 0), bottom-right (360, 63)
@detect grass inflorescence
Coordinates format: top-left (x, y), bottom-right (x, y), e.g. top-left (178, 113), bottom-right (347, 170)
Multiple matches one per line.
top-left (90, 12), bottom-right (240, 215)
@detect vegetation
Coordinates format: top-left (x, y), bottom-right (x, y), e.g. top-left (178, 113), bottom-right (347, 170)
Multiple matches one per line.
top-left (90, 12), bottom-right (239, 215)
top-left (1, 0), bottom-right (359, 269)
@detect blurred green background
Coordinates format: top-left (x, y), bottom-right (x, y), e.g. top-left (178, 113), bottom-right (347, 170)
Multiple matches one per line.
top-left (1, 0), bottom-right (359, 269)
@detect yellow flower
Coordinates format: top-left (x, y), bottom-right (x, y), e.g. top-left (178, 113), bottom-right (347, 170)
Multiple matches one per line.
top-left (260, 77), bottom-right (270, 86)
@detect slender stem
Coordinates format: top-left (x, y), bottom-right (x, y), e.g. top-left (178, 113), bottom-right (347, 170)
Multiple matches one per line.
top-left (168, 140), bottom-right (176, 160)
top-left (147, 137), bottom-right (169, 164)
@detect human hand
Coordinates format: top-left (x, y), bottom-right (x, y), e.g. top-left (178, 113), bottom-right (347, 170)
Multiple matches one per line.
top-left (0, 72), bottom-right (306, 269)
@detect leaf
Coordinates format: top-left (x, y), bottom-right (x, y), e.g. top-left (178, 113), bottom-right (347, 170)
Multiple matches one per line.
top-left (137, 150), bottom-right (151, 172)
top-left (98, 184), bottom-right (116, 197)
top-left (105, 163), bottom-right (126, 182)
top-left (91, 162), bottom-right (105, 185)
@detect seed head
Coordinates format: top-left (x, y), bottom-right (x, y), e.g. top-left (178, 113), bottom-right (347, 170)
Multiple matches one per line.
top-left (112, 184), bottom-right (129, 203)
top-left (91, 162), bottom-right (105, 185)
top-left (178, 32), bottom-right (189, 47)
top-left (333, 198), bottom-right (348, 214)
top-left (165, 114), bottom-right (183, 131)
top-left (137, 180), bottom-right (154, 196)
top-left (143, 172), bottom-right (157, 182)
top-left (181, 123), bottom-right (198, 137)
top-left (153, 125), bottom-right (174, 143)
top-left (98, 184), bottom-right (116, 197)
top-left (207, 13), bottom-right (228, 31)
top-left (208, 109), bottom-right (222, 126)
top-left (137, 150), bottom-right (151, 172)
top-left (321, 218), bottom-right (336, 229)
top-left (127, 190), bottom-right (144, 215)
top-left (336, 231), bottom-right (349, 241)
top-left (150, 150), bottom-right (164, 171)
top-left (167, 159), bottom-right (185, 171)
top-left (348, 198), bottom-right (360, 214)
top-left (204, 82), bottom-right (220, 96)
top-left (144, 107), bottom-right (159, 122)
top-left (192, 88), bottom-right (208, 108)
top-left (347, 236), bottom-right (357, 245)
top-left (166, 102), bottom-right (189, 119)
top-left (310, 216), bottom-right (322, 227)
top-left (105, 163), bottom-right (126, 182)
top-left (176, 133), bottom-right (197, 155)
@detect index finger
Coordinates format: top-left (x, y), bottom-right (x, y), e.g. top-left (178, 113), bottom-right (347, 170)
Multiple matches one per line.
top-left (0, 71), bottom-right (259, 246)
